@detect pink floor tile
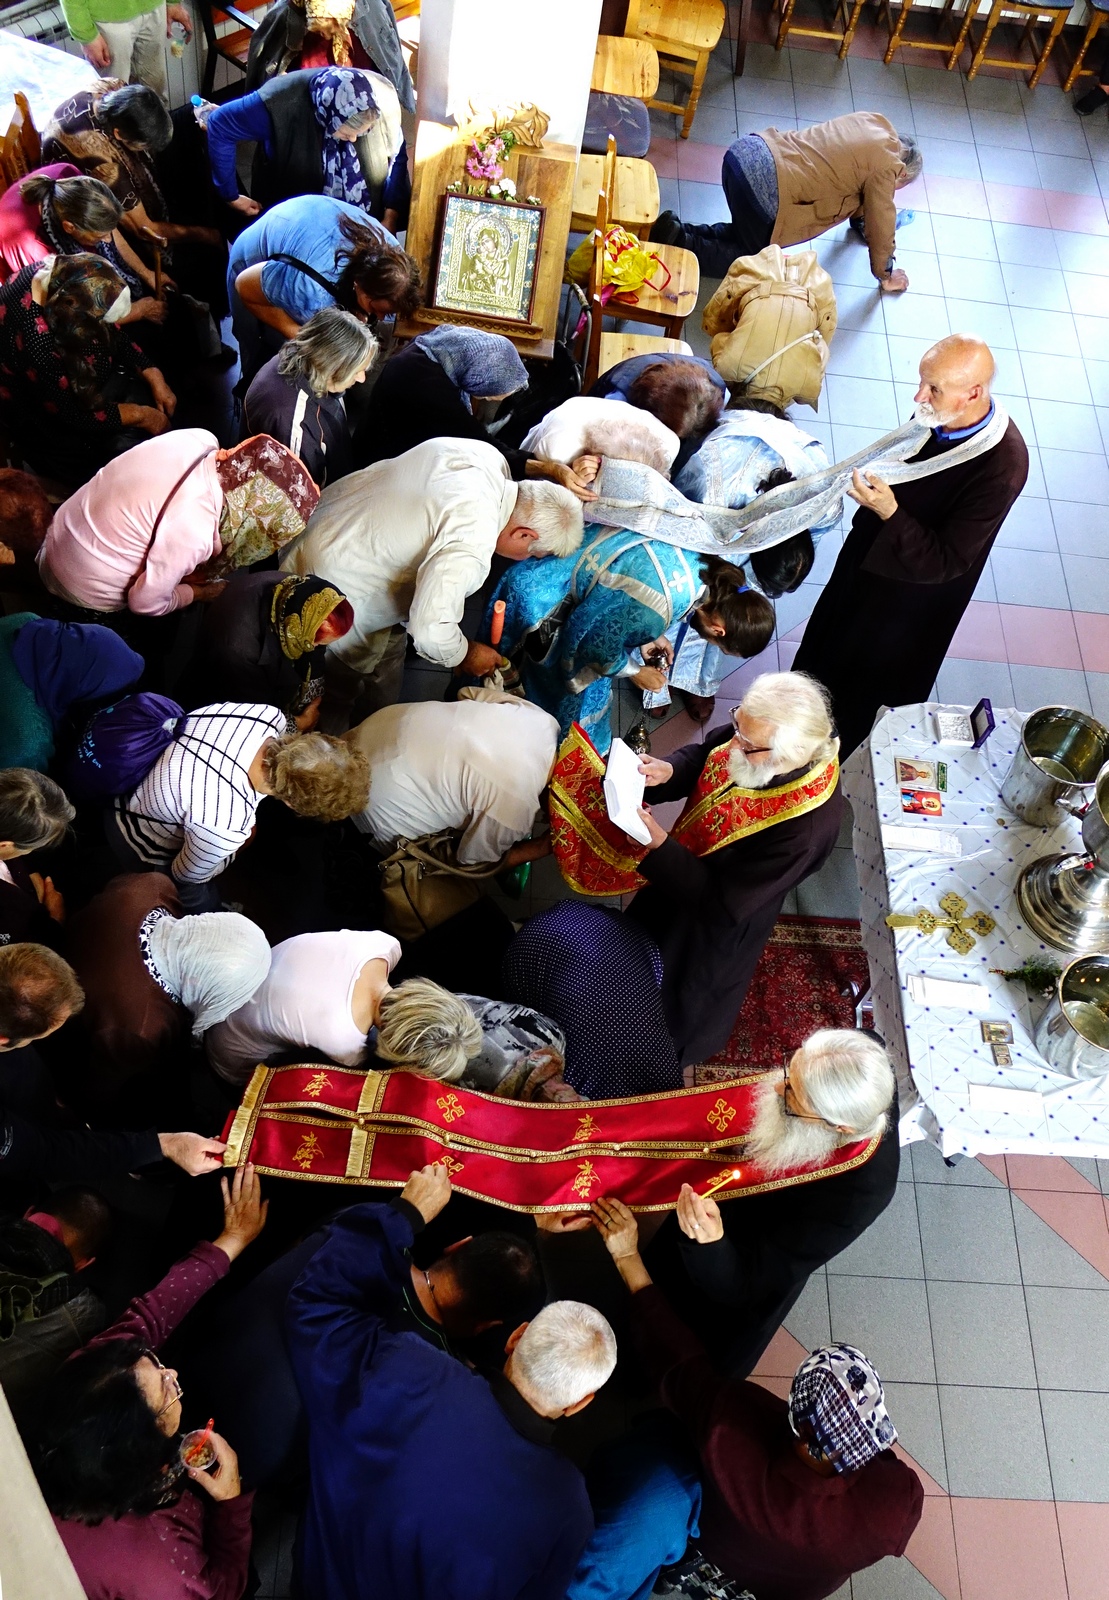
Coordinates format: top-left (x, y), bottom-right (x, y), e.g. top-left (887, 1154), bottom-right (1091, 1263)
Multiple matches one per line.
top-left (1075, 612), bottom-right (1109, 675)
top-left (716, 642), bottom-right (780, 698)
top-left (949, 602), bottom-right (1006, 663)
top-left (1015, 1189), bottom-right (1109, 1280)
top-left (750, 1372), bottom-right (793, 1400)
top-left (650, 709), bottom-right (703, 757)
top-left (777, 639), bottom-right (799, 671)
top-left (750, 1324), bottom-right (807, 1379)
top-left (647, 137), bottom-right (679, 181)
top-left (952, 1500), bottom-right (1067, 1600)
top-left (984, 183), bottom-right (1051, 230)
top-left (978, 1154), bottom-right (1009, 1184)
top-left (907, 1496), bottom-right (962, 1600)
top-left (923, 175), bottom-right (990, 221)
top-left (676, 141), bottom-right (729, 184)
top-left (1056, 1503), bottom-right (1109, 1600)
top-left (998, 605), bottom-right (1083, 670)
top-left (1045, 191), bottom-right (1109, 236)
top-left (1003, 1155), bottom-right (1100, 1194)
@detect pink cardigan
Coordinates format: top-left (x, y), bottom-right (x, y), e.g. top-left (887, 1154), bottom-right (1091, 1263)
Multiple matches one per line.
top-left (39, 430), bottom-right (224, 616)
top-left (0, 163), bottom-right (80, 281)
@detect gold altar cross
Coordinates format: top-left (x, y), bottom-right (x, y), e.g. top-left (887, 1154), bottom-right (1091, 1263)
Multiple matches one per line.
top-left (885, 892), bottom-right (996, 956)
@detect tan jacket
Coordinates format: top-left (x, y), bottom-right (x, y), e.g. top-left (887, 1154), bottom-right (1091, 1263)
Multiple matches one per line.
top-left (760, 113), bottom-right (905, 282)
top-left (702, 245), bottom-right (837, 411)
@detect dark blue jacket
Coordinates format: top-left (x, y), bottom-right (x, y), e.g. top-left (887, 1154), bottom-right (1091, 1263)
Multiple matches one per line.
top-left (286, 1201), bottom-right (594, 1600)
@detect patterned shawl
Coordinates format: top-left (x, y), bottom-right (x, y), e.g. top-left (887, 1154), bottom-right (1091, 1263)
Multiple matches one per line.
top-left (213, 436), bottom-right (321, 572)
top-left (311, 67), bottom-right (378, 209)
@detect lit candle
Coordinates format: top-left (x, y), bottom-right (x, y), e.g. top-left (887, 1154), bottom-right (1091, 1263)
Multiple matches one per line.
top-left (702, 1167), bottom-right (742, 1199)
top-left (490, 600), bottom-right (507, 648)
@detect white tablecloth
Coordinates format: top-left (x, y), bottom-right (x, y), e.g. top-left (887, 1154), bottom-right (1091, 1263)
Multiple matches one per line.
top-left (843, 701), bottom-right (1109, 1160)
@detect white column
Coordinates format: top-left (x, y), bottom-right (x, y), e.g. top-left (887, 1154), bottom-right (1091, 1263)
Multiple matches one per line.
top-left (416, 0), bottom-right (603, 153)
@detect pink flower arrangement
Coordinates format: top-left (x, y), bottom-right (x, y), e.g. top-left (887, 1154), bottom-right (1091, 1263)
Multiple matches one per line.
top-left (465, 134), bottom-right (507, 183)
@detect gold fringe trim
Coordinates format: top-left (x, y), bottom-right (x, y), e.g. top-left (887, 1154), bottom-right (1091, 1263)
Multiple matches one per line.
top-left (222, 1065), bottom-right (271, 1166)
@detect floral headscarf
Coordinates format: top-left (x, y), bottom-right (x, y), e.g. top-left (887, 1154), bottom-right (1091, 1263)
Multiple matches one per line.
top-left (311, 67), bottom-right (379, 210)
top-left (212, 436), bottom-right (321, 572)
top-left (787, 1343), bottom-right (896, 1474)
top-left (270, 574), bottom-right (351, 661)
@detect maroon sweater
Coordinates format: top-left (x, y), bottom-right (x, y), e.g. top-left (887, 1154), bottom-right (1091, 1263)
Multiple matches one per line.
top-left (631, 1284), bottom-right (923, 1600)
top-left (54, 1243), bottom-right (255, 1600)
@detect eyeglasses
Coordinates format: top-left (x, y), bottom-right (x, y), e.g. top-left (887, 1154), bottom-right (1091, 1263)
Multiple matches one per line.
top-left (422, 1267), bottom-right (440, 1311)
top-left (730, 712), bottom-right (771, 756)
top-left (140, 1351), bottom-right (183, 1418)
top-left (782, 1058), bottom-right (832, 1124)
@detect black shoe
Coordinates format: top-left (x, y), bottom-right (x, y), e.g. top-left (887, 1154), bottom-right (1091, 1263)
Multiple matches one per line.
top-left (847, 214), bottom-right (867, 241)
top-left (652, 209), bottom-right (683, 246)
top-left (1074, 85), bottom-right (1109, 116)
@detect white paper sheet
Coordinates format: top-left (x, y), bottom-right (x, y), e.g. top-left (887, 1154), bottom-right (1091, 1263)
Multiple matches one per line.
top-left (907, 974), bottom-right (991, 1011)
top-left (968, 1081), bottom-right (1049, 1128)
top-left (604, 737), bottom-right (651, 847)
top-left (882, 825), bottom-right (963, 857)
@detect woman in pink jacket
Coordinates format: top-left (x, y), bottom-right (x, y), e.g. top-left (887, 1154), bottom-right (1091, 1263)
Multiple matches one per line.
top-left (38, 428), bottom-right (320, 618)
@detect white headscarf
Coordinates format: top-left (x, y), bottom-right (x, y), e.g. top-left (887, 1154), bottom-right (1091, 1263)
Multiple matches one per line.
top-left (147, 912), bottom-right (271, 1038)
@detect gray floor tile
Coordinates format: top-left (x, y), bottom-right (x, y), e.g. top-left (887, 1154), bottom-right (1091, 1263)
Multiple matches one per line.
top-left (676, 178), bottom-right (728, 225)
top-left (912, 100), bottom-right (975, 141)
top-left (1029, 398), bottom-right (1105, 454)
top-left (827, 1181), bottom-right (925, 1278)
top-left (1010, 663), bottom-right (1093, 712)
top-left (883, 1381), bottom-right (949, 1491)
top-left (1041, 1389), bottom-right (1109, 1499)
top-left (972, 108), bottom-right (1033, 150)
top-left (929, 212), bottom-right (997, 261)
top-left (962, 74), bottom-right (1025, 113)
top-left (910, 1142), bottom-right (1005, 1184)
top-left (1051, 498), bottom-right (1109, 555)
top-left (1064, 553), bottom-right (1109, 612)
top-left (1054, 230), bottom-right (1109, 276)
top-left (793, 845), bottom-right (860, 919)
top-left (935, 657), bottom-right (1014, 708)
top-left (993, 219), bottom-right (1061, 267)
top-left (939, 256), bottom-right (1010, 305)
top-left (1026, 1285), bottom-right (1109, 1390)
top-left (827, 1275), bottom-right (936, 1382)
top-left (1036, 150), bottom-right (1102, 195)
top-left (914, 133), bottom-right (983, 180)
top-left (734, 76), bottom-right (796, 115)
top-left (681, 104), bottom-right (738, 145)
top-left (916, 1184), bottom-right (1021, 1283)
top-left (783, 1268), bottom-right (831, 1350)
top-left (1040, 446), bottom-right (1109, 503)
top-left (884, 289), bottom-right (953, 340)
top-left (938, 1385), bottom-right (1053, 1498)
top-left (906, 64), bottom-right (969, 103)
top-left (990, 545), bottom-right (1072, 607)
top-left (1072, 313), bottom-right (1109, 362)
top-left (1027, 116), bottom-right (1094, 157)
top-left (823, 374), bottom-right (902, 429)
top-left (1011, 306), bottom-right (1082, 357)
top-left (944, 296), bottom-right (1017, 349)
top-left (994, 494), bottom-right (1057, 550)
top-left (1019, 350), bottom-right (1093, 404)
top-left (1000, 260), bottom-right (1072, 313)
top-left (1014, 1193), bottom-right (1109, 1289)
top-left (852, 1557), bottom-right (946, 1600)
top-left (739, 40), bottom-right (793, 80)
top-left (1084, 670), bottom-right (1109, 727)
top-left (977, 145), bottom-right (1042, 187)
top-left (928, 1280), bottom-right (1038, 1386)
top-left (1067, 270), bottom-right (1109, 320)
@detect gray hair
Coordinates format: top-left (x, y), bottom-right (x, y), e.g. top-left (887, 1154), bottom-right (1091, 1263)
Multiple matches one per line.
top-left (740, 671), bottom-right (838, 771)
top-left (511, 481), bottom-right (584, 557)
top-left (375, 977), bottom-right (483, 1080)
top-left (0, 769), bottom-right (74, 853)
top-left (277, 307), bottom-right (379, 399)
top-left (511, 1301), bottom-right (617, 1410)
top-left (898, 133), bottom-right (923, 183)
top-left (20, 172), bottom-right (122, 238)
top-left (794, 1029), bottom-right (895, 1139)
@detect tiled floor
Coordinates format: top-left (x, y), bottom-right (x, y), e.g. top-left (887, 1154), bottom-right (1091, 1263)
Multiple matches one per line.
top-left (639, 9), bottom-right (1109, 1598)
top-left (252, 9), bottom-right (1109, 1596)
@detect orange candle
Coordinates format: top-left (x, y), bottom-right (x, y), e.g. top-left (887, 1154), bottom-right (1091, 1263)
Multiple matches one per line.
top-left (490, 599), bottom-right (506, 647)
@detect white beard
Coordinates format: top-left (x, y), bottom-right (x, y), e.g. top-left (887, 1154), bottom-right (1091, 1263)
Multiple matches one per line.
top-left (914, 400), bottom-right (960, 429)
top-left (745, 1077), bottom-right (844, 1175)
top-left (727, 746), bottom-right (779, 789)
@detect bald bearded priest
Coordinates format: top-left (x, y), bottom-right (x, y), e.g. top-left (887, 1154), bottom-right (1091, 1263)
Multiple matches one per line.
top-left (793, 334), bottom-right (1028, 757)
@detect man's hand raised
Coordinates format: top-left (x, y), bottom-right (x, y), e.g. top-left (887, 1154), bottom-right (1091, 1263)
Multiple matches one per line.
top-left (401, 1163), bottom-right (452, 1222)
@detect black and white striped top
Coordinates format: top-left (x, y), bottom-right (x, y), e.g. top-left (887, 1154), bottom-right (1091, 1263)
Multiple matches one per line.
top-left (115, 703), bottom-right (286, 886)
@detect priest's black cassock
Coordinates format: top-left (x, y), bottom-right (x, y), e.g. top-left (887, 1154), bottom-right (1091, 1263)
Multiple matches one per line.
top-left (628, 726), bottom-right (844, 1068)
top-left (792, 410), bottom-right (1029, 758)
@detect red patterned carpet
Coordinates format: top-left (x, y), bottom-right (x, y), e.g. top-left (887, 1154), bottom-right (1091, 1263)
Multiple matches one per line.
top-left (694, 916), bottom-right (870, 1083)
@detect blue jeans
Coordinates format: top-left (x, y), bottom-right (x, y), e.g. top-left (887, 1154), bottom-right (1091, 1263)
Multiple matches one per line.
top-left (673, 144), bottom-right (775, 278)
top-left (567, 1412), bottom-right (703, 1600)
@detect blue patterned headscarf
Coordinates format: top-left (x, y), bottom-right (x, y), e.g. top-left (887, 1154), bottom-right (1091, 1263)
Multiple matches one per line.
top-left (311, 67), bottom-right (378, 210)
top-left (413, 324), bottom-right (529, 402)
top-left (787, 1343), bottom-right (896, 1474)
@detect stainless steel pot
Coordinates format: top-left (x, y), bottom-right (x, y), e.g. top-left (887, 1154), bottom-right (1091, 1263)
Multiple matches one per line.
top-left (1018, 762), bottom-right (1109, 954)
top-left (1035, 953), bottom-right (1109, 1079)
top-left (1000, 706), bottom-right (1109, 828)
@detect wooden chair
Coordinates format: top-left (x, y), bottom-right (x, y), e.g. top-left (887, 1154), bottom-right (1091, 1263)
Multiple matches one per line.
top-left (573, 151), bottom-right (660, 237)
top-left (591, 35), bottom-right (661, 99)
top-left (598, 333), bottom-right (693, 377)
top-left (773, 0), bottom-right (869, 61)
top-left (0, 94), bottom-right (41, 193)
top-left (1059, 0), bottom-right (1109, 90)
top-left (879, 0), bottom-right (966, 64)
top-left (624, 0), bottom-right (726, 139)
top-left (947, 0), bottom-right (1072, 84)
top-left (582, 137), bottom-right (699, 386)
top-left (195, 0), bottom-right (266, 98)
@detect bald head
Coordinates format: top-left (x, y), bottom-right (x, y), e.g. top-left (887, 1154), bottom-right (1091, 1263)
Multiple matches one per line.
top-left (915, 336), bottom-right (995, 431)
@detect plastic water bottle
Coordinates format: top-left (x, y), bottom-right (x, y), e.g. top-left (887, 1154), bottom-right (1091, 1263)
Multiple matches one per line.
top-left (169, 18), bottom-right (187, 56)
top-left (191, 93), bottom-right (217, 128)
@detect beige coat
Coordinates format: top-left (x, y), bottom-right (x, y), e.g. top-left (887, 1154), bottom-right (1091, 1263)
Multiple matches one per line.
top-left (702, 245), bottom-right (838, 411)
top-left (760, 112), bottom-right (906, 282)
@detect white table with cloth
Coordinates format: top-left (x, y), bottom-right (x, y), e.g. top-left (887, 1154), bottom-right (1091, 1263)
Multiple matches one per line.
top-left (842, 701), bottom-right (1109, 1160)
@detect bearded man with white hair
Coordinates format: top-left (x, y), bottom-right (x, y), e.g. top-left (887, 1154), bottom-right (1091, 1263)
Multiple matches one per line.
top-left (793, 333), bottom-right (1028, 757)
top-left (643, 1028), bottom-right (900, 1379)
top-left (630, 670), bottom-right (843, 1069)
